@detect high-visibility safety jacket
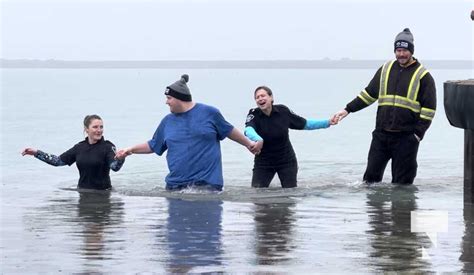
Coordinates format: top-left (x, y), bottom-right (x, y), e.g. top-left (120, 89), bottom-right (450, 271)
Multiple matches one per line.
top-left (345, 59), bottom-right (436, 140)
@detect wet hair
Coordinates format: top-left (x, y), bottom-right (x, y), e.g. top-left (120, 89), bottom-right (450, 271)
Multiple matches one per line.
top-left (83, 114), bottom-right (102, 128)
top-left (254, 86), bottom-right (273, 98)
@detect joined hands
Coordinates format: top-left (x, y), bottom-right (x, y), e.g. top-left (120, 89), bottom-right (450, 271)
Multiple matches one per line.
top-left (330, 109), bottom-right (349, 124)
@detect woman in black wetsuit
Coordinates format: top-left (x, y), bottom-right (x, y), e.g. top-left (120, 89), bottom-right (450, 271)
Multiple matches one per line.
top-left (21, 114), bottom-right (125, 190)
top-left (244, 86), bottom-right (337, 188)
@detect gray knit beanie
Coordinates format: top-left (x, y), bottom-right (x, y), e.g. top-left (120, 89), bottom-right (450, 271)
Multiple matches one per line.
top-left (394, 28), bottom-right (414, 54)
top-left (165, 74), bottom-right (192, 102)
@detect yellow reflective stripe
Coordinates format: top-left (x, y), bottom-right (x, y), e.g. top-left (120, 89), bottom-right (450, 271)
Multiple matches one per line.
top-left (357, 89), bottom-right (377, 105)
top-left (378, 95), bottom-right (421, 113)
top-left (413, 69), bottom-right (430, 100)
top-left (421, 107), bottom-right (435, 113)
top-left (420, 107), bottom-right (435, 120)
top-left (385, 61), bottom-right (395, 96)
top-left (379, 102), bottom-right (420, 113)
top-left (407, 65), bottom-right (427, 103)
top-left (357, 95), bottom-right (370, 105)
top-left (420, 70), bottom-right (429, 79)
top-left (420, 114), bottom-right (433, 120)
top-left (379, 102), bottom-right (419, 113)
top-left (379, 60), bottom-right (395, 96)
top-left (407, 65), bottom-right (424, 100)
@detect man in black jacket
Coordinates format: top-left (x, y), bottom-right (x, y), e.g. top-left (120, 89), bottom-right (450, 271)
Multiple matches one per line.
top-left (332, 28), bottom-right (436, 184)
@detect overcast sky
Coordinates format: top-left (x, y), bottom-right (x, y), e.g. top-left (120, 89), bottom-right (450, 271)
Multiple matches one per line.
top-left (1, 0), bottom-right (472, 60)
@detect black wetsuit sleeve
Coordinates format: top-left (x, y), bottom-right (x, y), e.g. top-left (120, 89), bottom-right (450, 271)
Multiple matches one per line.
top-left (34, 150), bottom-right (67, 166)
top-left (286, 106), bottom-right (306, 130)
top-left (106, 142), bottom-right (125, 172)
top-left (245, 109), bottom-right (258, 128)
top-left (109, 159), bottom-right (125, 172)
top-left (59, 145), bottom-right (77, 166)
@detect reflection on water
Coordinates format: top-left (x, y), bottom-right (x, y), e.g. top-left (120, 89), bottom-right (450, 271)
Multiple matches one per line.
top-left (461, 203), bottom-right (474, 272)
top-left (253, 202), bottom-right (296, 265)
top-left (165, 198), bottom-right (223, 273)
top-left (19, 190), bottom-right (125, 273)
top-left (10, 183), bottom-right (472, 273)
top-left (366, 185), bottom-right (431, 272)
top-left (76, 191), bottom-right (124, 262)
top-left (74, 191), bottom-right (125, 273)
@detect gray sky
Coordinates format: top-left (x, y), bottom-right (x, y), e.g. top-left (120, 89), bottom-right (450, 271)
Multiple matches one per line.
top-left (1, 0), bottom-right (472, 60)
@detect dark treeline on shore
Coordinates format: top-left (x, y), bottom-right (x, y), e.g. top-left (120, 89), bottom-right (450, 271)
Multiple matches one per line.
top-left (1, 59), bottom-right (472, 69)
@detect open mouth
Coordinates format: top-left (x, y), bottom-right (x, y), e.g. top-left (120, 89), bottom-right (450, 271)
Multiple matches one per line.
top-left (258, 101), bottom-right (267, 107)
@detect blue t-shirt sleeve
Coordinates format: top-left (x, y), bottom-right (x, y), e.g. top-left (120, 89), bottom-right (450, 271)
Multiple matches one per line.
top-left (148, 119), bottom-right (168, 156)
top-left (212, 109), bottom-right (234, 140)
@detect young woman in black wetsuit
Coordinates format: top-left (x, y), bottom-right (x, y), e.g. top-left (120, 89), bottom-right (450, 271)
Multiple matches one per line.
top-left (245, 86), bottom-right (337, 188)
top-left (21, 115), bottom-right (125, 190)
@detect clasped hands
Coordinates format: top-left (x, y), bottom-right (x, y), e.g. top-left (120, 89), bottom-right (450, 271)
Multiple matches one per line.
top-left (330, 109), bottom-right (349, 124)
top-left (115, 148), bottom-right (132, 160)
top-left (247, 140), bottom-right (263, 155)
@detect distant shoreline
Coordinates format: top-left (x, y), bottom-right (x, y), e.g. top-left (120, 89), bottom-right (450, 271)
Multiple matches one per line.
top-left (1, 59), bottom-right (472, 69)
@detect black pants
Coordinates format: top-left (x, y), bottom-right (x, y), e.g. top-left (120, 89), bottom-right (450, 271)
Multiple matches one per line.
top-left (363, 130), bottom-right (420, 184)
top-left (251, 161), bottom-right (298, 188)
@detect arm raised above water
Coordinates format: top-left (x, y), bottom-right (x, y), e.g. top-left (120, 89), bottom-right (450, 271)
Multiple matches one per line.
top-left (22, 148), bottom-right (66, 166)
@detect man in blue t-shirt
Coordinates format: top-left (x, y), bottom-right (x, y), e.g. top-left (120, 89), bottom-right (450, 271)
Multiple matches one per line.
top-left (117, 74), bottom-right (256, 191)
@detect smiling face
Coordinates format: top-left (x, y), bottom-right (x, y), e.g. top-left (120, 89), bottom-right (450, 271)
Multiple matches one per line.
top-left (254, 88), bottom-right (273, 114)
top-left (395, 48), bottom-right (413, 67)
top-left (85, 119), bottom-right (103, 144)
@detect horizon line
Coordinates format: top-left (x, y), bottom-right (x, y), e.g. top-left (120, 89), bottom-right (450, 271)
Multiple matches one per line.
top-left (1, 58), bottom-right (472, 69)
top-left (1, 58), bottom-right (472, 61)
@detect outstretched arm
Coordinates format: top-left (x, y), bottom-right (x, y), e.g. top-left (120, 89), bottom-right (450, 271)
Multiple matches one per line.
top-left (304, 119), bottom-right (331, 130)
top-left (331, 109), bottom-right (349, 123)
top-left (115, 142), bottom-right (153, 159)
top-left (227, 127), bottom-right (258, 154)
top-left (22, 148), bottom-right (66, 166)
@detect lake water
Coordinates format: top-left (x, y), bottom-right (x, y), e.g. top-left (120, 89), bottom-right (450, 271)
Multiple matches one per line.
top-left (1, 67), bottom-right (473, 273)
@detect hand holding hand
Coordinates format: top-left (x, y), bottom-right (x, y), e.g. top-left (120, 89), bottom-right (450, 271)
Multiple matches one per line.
top-left (115, 148), bottom-right (132, 160)
top-left (21, 148), bottom-right (37, 156)
top-left (331, 109), bottom-right (349, 124)
top-left (247, 141), bottom-right (257, 155)
top-left (250, 140), bottom-right (263, 155)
